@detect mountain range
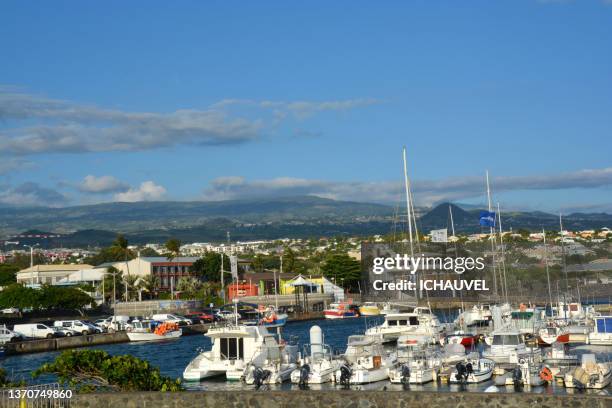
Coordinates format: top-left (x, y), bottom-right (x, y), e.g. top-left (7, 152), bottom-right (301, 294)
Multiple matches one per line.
top-left (1, 196), bottom-right (610, 247)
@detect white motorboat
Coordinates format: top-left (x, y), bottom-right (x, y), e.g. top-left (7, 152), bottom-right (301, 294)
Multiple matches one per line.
top-left (496, 355), bottom-right (548, 387)
top-left (449, 353), bottom-right (495, 383)
top-left (243, 339), bottom-right (299, 385)
top-left (587, 316), bottom-right (612, 346)
top-left (126, 320), bottom-right (182, 342)
top-left (388, 337), bottom-right (439, 384)
top-left (334, 335), bottom-right (396, 385)
top-left (564, 354), bottom-right (611, 389)
top-left (454, 304), bottom-right (492, 327)
top-left (483, 329), bottom-right (541, 366)
top-left (537, 324), bottom-right (570, 345)
top-left (380, 302), bottom-right (399, 315)
top-left (183, 324), bottom-right (276, 381)
top-left (543, 342), bottom-right (578, 366)
top-left (365, 307), bottom-right (445, 344)
top-left (291, 326), bottom-right (342, 385)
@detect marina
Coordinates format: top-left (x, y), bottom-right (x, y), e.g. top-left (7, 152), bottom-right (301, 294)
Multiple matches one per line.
top-left (2, 310), bottom-right (610, 395)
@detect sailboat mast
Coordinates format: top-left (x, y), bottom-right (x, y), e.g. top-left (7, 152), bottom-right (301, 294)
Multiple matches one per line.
top-left (559, 213), bottom-right (569, 295)
top-left (402, 147), bottom-right (415, 257)
top-left (543, 229), bottom-right (553, 314)
top-left (496, 202), bottom-right (508, 303)
top-left (485, 170), bottom-right (498, 299)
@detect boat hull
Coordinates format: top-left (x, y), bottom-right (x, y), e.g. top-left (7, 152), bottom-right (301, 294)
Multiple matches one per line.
top-left (127, 330), bottom-right (181, 342)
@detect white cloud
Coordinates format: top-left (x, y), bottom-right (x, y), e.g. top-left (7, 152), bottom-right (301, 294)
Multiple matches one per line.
top-left (113, 181), bottom-right (167, 202)
top-left (202, 167), bottom-right (612, 206)
top-left (0, 88), bottom-right (379, 156)
top-left (0, 182), bottom-right (68, 207)
top-left (78, 175), bottom-right (129, 194)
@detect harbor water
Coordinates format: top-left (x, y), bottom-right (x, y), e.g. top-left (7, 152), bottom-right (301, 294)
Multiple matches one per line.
top-left (2, 315), bottom-right (610, 395)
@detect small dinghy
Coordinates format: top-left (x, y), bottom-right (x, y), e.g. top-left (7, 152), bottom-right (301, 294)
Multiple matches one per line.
top-left (564, 354), bottom-right (612, 389)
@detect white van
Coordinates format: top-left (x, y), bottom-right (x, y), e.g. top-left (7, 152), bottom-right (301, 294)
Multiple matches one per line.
top-left (0, 325), bottom-right (22, 343)
top-left (13, 323), bottom-right (56, 339)
top-left (54, 320), bottom-right (101, 335)
top-left (151, 314), bottom-right (192, 325)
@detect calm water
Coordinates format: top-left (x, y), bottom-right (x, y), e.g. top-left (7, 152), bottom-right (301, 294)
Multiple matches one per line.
top-left (1, 315), bottom-right (610, 395)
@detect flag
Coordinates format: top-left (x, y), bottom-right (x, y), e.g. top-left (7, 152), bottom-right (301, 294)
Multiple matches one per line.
top-left (230, 255), bottom-right (238, 280)
top-left (479, 211), bottom-right (496, 227)
top-left (431, 228), bottom-right (448, 243)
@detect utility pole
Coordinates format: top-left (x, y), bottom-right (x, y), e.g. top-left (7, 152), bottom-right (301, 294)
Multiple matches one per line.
top-left (23, 244), bottom-right (39, 285)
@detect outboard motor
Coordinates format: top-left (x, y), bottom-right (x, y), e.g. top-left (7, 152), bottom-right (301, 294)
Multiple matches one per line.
top-left (465, 362), bottom-right (473, 377)
top-left (299, 364), bottom-right (310, 388)
top-left (455, 362), bottom-right (467, 383)
top-left (401, 364), bottom-right (411, 385)
top-left (253, 367), bottom-right (271, 389)
top-left (339, 364), bottom-right (352, 386)
top-left (512, 366), bottom-right (523, 389)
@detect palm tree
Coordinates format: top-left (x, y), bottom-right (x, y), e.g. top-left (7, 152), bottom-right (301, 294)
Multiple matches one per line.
top-left (176, 277), bottom-right (201, 298)
top-left (138, 275), bottom-right (160, 300)
top-left (124, 274), bottom-right (139, 301)
top-left (165, 238), bottom-right (181, 261)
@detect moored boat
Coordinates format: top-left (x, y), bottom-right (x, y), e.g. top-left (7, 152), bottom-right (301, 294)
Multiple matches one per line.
top-left (126, 320), bottom-right (182, 342)
top-left (324, 302), bottom-right (359, 319)
top-left (359, 302), bottom-right (380, 316)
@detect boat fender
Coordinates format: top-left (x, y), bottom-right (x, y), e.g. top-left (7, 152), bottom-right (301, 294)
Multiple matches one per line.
top-left (539, 366), bottom-right (553, 382)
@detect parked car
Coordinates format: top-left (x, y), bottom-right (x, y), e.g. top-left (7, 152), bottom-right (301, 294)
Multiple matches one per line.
top-left (1, 308), bottom-right (19, 314)
top-left (0, 325), bottom-right (23, 343)
top-left (185, 312), bottom-right (217, 324)
top-left (54, 320), bottom-right (102, 335)
top-left (51, 326), bottom-right (81, 337)
top-left (106, 316), bottom-right (132, 332)
top-left (150, 313), bottom-right (192, 325)
top-left (13, 323), bottom-right (56, 339)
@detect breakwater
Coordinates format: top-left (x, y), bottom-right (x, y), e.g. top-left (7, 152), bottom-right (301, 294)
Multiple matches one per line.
top-left (3, 324), bottom-right (211, 356)
top-left (71, 390), bottom-right (611, 408)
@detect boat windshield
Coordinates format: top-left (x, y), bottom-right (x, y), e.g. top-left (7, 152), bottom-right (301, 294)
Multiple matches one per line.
top-left (492, 334), bottom-right (520, 346)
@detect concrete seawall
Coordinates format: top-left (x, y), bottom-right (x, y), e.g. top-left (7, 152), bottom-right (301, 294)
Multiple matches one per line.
top-left (5, 332), bottom-right (130, 355)
top-left (72, 390), bottom-right (611, 408)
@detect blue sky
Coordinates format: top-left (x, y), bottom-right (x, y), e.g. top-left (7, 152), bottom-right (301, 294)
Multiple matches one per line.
top-left (1, 1), bottom-right (611, 213)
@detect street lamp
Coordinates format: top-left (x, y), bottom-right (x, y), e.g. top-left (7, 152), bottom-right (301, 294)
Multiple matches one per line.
top-left (23, 244), bottom-right (39, 285)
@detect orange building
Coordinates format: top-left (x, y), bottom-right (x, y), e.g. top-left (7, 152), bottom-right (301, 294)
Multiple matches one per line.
top-left (227, 282), bottom-right (259, 301)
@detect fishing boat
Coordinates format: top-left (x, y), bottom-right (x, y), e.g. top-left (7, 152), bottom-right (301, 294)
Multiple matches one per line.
top-left (126, 320), bottom-right (182, 342)
top-left (183, 324), bottom-right (276, 381)
top-left (365, 307), bottom-right (445, 344)
top-left (388, 337), bottom-right (438, 384)
top-left (291, 326), bottom-right (342, 384)
top-left (587, 315), bottom-right (612, 345)
top-left (324, 302), bottom-right (359, 319)
top-left (563, 354), bottom-right (611, 389)
top-left (449, 354), bottom-right (495, 384)
top-left (359, 302), bottom-right (380, 316)
top-left (258, 306), bottom-right (288, 328)
top-left (334, 335), bottom-right (396, 384)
